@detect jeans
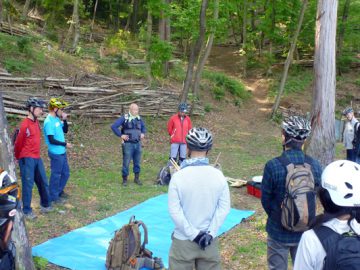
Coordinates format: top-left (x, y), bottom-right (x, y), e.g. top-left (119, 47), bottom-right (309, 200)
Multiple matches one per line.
top-left (170, 143), bottom-right (187, 160)
top-left (48, 152), bottom-right (70, 202)
top-left (347, 149), bottom-right (356, 162)
top-left (19, 158), bottom-right (51, 214)
top-left (267, 236), bottom-right (298, 270)
top-left (122, 142), bottom-right (142, 177)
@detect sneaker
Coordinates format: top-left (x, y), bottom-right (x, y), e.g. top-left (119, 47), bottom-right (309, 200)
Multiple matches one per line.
top-left (59, 191), bottom-right (69, 199)
top-left (40, 206), bottom-right (54, 214)
top-left (53, 197), bottom-right (66, 205)
top-left (24, 212), bottom-right (37, 220)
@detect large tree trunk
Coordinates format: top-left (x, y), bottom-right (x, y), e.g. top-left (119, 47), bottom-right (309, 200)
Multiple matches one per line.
top-left (180, 0), bottom-right (208, 102)
top-left (306, 0), bottom-right (338, 167)
top-left (0, 94), bottom-right (35, 270)
top-left (89, 0), bottom-right (99, 42)
top-left (336, 0), bottom-right (351, 76)
top-left (271, 0), bottom-right (308, 118)
top-left (22, 0), bottom-right (31, 19)
top-left (192, 0), bottom-right (219, 97)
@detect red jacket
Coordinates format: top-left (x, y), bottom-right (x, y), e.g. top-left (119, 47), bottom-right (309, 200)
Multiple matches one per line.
top-left (14, 118), bottom-right (41, 159)
top-left (167, 114), bottom-right (192, 144)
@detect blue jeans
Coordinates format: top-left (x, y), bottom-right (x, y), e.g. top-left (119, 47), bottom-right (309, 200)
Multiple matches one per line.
top-left (267, 236), bottom-right (298, 270)
top-left (19, 158), bottom-right (51, 214)
top-left (347, 149), bottom-right (356, 162)
top-left (48, 152), bottom-right (70, 202)
top-left (122, 142), bottom-right (142, 177)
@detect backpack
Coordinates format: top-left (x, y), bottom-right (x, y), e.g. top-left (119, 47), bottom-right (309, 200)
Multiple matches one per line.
top-left (353, 122), bottom-right (360, 157)
top-left (0, 242), bottom-right (15, 270)
top-left (314, 224), bottom-right (360, 270)
top-left (11, 128), bottom-right (19, 148)
top-left (156, 166), bottom-right (171, 186)
top-left (277, 155), bottom-right (316, 232)
top-left (105, 216), bottom-right (164, 270)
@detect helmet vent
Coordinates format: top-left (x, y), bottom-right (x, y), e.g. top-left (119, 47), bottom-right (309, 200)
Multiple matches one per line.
top-left (340, 162), bottom-right (345, 167)
top-left (354, 165), bottom-right (359, 171)
top-left (345, 182), bottom-right (353, 189)
top-left (344, 193), bottom-right (353, 199)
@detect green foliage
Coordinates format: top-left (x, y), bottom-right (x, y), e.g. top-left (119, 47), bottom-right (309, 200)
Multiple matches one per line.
top-left (213, 86), bottom-right (225, 100)
top-left (355, 79), bottom-right (360, 87)
top-left (337, 93), bottom-right (354, 108)
top-left (16, 37), bottom-right (32, 55)
top-left (204, 103), bottom-right (212, 112)
top-left (117, 56), bottom-right (129, 70)
top-left (148, 37), bottom-right (173, 77)
top-left (33, 256), bottom-right (48, 270)
top-left (106, 30), bottom-right (132, 53)
top-left (3, 58), bottom-right (33, 73)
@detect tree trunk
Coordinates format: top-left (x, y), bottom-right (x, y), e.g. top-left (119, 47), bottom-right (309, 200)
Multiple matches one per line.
top-left (266, 0), bottom-right (276, 76)
top-left (0, 94), bottom-right (35, 270)
top-left (180, 0), bottom-right (208, 102)
top-left (306, 0), bottom-right (338, 167)
top-left (89, 0), bottom-right (99, 42)
top-left (146, 9), bottom-right (152, 84)
top-left (271, 0), bottom-right (308, 118)
top-left (71, 0), bottom-right (80, 53)
top-left (192, 0), bottom-right (219, 97)
top-left (336, 0), bottom-right (351, 76)
top-left (242, 0), bottom-right (248, 77)
top-left (125, 0), bottom-right (134, 31)
top-left (131, 0), bottom-right (139, 33)
top-left (0, 0), bottom-right (3, 24)
top-left (22, 0), bottom-right (31, 19)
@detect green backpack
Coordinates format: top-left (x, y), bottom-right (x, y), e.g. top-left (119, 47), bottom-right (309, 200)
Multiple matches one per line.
top-left (105, 216), bottom-right (164, 270)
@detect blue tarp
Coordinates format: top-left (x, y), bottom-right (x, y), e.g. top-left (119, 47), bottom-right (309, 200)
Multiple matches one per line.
top-left (33, 194), bottom-right (255, 270)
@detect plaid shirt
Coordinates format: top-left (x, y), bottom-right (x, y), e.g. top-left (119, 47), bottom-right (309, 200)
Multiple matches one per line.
top-left (261, 149), bottom-right (322, 244)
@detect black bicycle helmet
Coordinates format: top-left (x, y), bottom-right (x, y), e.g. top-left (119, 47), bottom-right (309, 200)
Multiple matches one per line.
top-left (178, 102), bottom-right (188, 113)
top-left (282, 115), bottom-right (311, 140)
top-left (0, 171), bottom-right (19, 226)
top-left (25, 97), bottom-right (46, 110)
top-left (186, 127), bottom-right (213, 151)
top-left (342, 107), bottom-right (354, 116)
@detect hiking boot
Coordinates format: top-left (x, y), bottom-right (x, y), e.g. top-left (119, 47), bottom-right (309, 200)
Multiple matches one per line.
top-left (134, 173), bottom-right (142, 186)
top-left (53, 197), bottom-right (66, 205)
top-left (59, 191), bottom-right (69, 199)
top-left (24, 212), bottom-right (37, 220)
top-left (122, 176), bottom-right (128, 187)
top-left (40, 206), bottom-right (54, 214)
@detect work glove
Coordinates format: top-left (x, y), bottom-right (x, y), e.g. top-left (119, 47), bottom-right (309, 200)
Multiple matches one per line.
top-left (193, 231), bottom-right (213, 250)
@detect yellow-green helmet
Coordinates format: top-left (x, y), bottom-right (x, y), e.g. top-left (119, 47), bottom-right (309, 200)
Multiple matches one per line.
top-left (49, 98), bottom-right (69, 109)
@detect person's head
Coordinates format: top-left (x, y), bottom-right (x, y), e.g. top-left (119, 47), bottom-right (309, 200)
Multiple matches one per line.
top-left (178, 103), bottom-right (188, 117)
top-left (281, 115), bottom-right (311, 149)
top-left (48, 98), bottom-right (68, 117)
top-left (186, 127), bottom-right (213, 157)
top-left (320, 160), bottom-right (360, 221)
top-left (343, 107), bottom-right (354, 121)
top-left (129, 103), bottom-right (139, 117)
top-left (0, 170), bottom-right (19, 227)
top-left (25, 97), bottom-right (46, 120)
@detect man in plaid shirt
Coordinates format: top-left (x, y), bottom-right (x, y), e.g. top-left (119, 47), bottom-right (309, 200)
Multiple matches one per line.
top-left (261, 116), bottom-right (322, 270)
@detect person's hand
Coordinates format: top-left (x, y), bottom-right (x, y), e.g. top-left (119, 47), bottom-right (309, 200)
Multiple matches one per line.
top-left (66, 142), bottom-right (73, 148)
top-left (193, 231), bottom-right (213, 250)
top-left (140, 133), bottom-right (145, 140)
top-left (62, 112), bottom-right (68, 120)
top-left (121, 135), bottom-right (129, 141)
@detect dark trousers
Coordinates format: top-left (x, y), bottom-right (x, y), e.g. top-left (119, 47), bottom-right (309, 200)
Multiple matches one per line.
top-left (347, 149), bottom-right (356, 162)
top-left (48, 152), bottom-right (70, 202)
top-left (122, 142), bottom-right (142, 177)
top-left (19, 158), bottom-right (51, 214)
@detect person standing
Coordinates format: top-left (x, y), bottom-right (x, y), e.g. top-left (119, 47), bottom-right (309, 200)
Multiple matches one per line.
top-left (342, 107), bottom-right (359, 162)
top-left (261, 116), bottom-right (322, 270)
top-left (111, 103), bottom-right (146, 186)
top-left (167, 103), bottom-right (192, 165)
top-left (14, 97), bottom-right (53, 220)
top-left (43, 98), bottom-right (72, 204)
top-left (168, 127), bottom-right (230, 270)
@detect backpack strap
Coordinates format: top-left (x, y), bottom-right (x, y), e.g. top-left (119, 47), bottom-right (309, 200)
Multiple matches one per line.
top-left (136, 220), bottom-right (148, 250)
top-left (277, 154), bottom-right (312, 168)
top-left (314, 225), bottom-right (341, 255)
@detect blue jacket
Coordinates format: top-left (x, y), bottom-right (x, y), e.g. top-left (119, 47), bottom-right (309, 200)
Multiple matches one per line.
top-left (111, 114), bottom-right (146, 143)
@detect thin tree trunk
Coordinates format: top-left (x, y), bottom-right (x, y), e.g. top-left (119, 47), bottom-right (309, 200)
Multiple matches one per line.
top-left (146, 9), bottom-right (152, 84)
top-left (271, 0), bottom-right (308, 118)
top-left (306, 0), bottom-right (338, 167)
top-left (193, 0), bottom-right (219, 97)
top-left (89, 0), bottom-right (99, 42)
top-left (22, 0), bottom-right (31, 19)
top-left (0, 94), bottom-right (35, 270)
top-left (242, 0), bottom-right (248, 77)
top-left (164, 0), bottom-right (171, 77)
top-left (181, 0), bottom-right (208, 102)
top-left (267, 0), bottom-right (276, 76)
top-left (125, 0), bottom-right (134, 31)
top-left (336, 0), bottom-right (351, 76)
top-left (0, 0), bottom-right (3, 24)
top-left (131, 0), bottom-right (139, 33)
top-left (71, 0), bottom-right (80, 53)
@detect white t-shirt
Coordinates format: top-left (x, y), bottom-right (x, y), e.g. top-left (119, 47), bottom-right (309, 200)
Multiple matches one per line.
top-left (294, 218), bottom-right (360, 270)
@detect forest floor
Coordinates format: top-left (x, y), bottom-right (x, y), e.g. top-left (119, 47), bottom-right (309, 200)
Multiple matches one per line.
top-left (6, 39), bottom-right (358, 269)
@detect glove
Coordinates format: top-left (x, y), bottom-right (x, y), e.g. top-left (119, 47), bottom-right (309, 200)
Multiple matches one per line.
top-left (193, 231), bottom-right (213, 250)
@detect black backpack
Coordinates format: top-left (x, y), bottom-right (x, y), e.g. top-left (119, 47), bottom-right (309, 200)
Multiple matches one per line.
top-left (314, 224), bottom-right (360, 270)
top-left (353, 122), bottom-right (360, 157)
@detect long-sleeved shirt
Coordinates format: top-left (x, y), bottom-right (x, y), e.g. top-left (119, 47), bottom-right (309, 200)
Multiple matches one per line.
top-left (168, 162), bottom-right (230, 241)
top-left (111, 114), bottom-right (146, 138)
top-left (261, 149), bottom-right (322, 243)
top-left (343, 117), bottom-right (359, 149)
top-left (14, 118), bottom-right (41, 159)
top-left (294, 218), bottom-right (360, 270)
top-left (167, 114), bottom-right (192, 144)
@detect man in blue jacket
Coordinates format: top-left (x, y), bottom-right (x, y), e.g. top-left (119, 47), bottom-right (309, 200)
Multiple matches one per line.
top-left (111, 103), bottom-right (146, 186)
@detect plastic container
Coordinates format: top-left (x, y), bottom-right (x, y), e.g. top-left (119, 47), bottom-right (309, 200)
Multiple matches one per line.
top-left (247, 181), bottom-right (255, 195)
top-left (253, 182), bottom-right (262, 198)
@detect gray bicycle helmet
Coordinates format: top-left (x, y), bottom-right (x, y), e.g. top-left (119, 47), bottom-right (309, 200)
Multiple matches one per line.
top-left (25, 97), bottom-right (46, 109)
top-left (186, 127), bottom-right (213, 151)
top-left (282, 115), bottom-right (311, 140)
top-left (342, 107), bottom-right (354, 116)
top-left (178, 103), bottom-right (188, 113)
top-left (0, 171), bottom-right (18, 226)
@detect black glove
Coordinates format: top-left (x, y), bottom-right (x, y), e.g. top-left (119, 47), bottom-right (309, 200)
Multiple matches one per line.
top-left (193, 231), bottom-right (213, 250)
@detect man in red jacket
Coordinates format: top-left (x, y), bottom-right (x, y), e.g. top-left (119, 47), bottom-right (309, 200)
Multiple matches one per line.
top-left (14, 97), bottom-right (53, 220)
top-left (167, 103), bottom-right (192, 164)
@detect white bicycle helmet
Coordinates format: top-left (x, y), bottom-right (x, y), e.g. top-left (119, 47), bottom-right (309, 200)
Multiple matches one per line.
top-left (321, 160), bottom-right (360, 207)
top-left (282, 115), bottom-right (311, 140)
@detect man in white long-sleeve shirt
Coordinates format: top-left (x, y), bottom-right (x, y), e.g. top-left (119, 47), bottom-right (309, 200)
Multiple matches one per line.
top-left (342, 107), bottom-right (358, 162)
top-left (168, 127), bottom-right (230, 270)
